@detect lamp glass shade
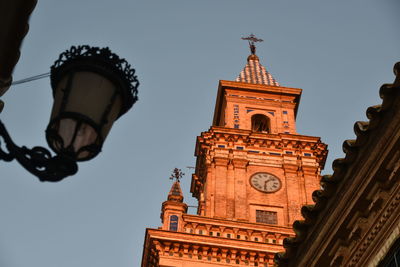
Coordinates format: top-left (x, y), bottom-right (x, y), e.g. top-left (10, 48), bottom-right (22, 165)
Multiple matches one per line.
top-left (47, 71), bottom-right (122, 161)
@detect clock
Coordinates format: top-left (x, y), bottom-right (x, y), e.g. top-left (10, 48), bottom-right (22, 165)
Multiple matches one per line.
top-left (250, 173), bottom-right (281, 193)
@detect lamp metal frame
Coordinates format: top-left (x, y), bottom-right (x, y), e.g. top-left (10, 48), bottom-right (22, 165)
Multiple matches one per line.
top-left (0, 45), bottom-right (139, 182)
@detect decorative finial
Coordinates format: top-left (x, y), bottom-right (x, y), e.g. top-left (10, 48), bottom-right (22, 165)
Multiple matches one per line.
top-left (241, 34), bottom-right (263, 55)
top-left (169, 168), bottom-right (184, 182)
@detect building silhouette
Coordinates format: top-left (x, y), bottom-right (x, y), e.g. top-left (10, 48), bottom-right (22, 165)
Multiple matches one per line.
top-left (275, 62), bottom-right (400, 266)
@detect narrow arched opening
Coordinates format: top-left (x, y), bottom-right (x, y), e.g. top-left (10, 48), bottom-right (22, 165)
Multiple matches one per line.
top-left (169, 215), bottom-right (178, 231)
top-left (251, 114), bottom-right (270, 133)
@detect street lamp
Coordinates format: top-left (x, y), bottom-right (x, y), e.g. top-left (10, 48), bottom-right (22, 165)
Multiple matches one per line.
top-left (0, 45), bottom-right (139, 182)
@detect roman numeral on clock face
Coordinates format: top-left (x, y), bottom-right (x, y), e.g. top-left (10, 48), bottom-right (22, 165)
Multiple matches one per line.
top-left (250, 173), bottom-right (281, 193)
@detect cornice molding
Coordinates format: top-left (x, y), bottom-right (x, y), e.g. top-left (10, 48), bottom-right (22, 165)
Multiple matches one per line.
top-left (144, 228), bottom-right (283, 266)
top-left (275, 61), bottom-right (400, 267)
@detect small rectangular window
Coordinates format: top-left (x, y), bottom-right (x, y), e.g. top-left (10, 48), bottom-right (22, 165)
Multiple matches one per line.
top-left (234, 124), bottom-right (239, 129)
top-left (237, 146), bottom-right (244, 150)
top-left (237, 235), bottom-right (241, 239)
top-left (285, 151), bottom-right (293, 155)
top-left (304, 153), bottom-right (312, 157)
top-left (169, 215), bottom-right (178, 231)
top-left (199, 230), bottom-right (203, 235)
top-left (217, 145), bottom-right (225, 148)
top-left (209, 231), bottom-right (213, 236)
top-left (227, 234), bottom-right (231, 238)
top-left (216, 232), bottom-right (220, 237)
top-left (256, 210), bottom-right (277, 224)
top-left (283, 111), bottom-right (288, 114)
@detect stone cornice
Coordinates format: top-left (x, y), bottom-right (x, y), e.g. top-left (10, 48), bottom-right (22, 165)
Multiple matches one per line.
top-left (219, 80), bottom-right (302, 96)
top-left (146, 229), bottom-right (285, 252)
top-left (142, 228), bottom-right (284, 266)
top-left (183, 214), bottom-right (294, 235)
top-left (195, 127), bottom-right (327, 166)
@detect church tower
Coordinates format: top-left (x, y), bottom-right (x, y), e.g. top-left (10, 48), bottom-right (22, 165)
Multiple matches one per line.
top-left (141, 36), bottom-right (328, 266)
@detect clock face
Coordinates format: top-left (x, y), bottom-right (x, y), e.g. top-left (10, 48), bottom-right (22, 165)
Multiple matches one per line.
top-left (250, 173), bottom-right (281, 193)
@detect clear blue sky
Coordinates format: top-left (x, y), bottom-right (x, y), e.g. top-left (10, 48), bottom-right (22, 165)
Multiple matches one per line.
top-left (0, 1), bottom-right (399, 266)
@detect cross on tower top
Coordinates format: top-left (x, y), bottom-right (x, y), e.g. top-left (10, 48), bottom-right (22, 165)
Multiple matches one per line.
top-left (169, 168), bottom-right (184, 182)
top-left (241, 34), bottom-right (263, 55)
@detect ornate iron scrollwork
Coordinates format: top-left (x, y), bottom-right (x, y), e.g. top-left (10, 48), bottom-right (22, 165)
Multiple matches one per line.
top-left (0, 120), bottom-right (78, 182)
top-left (51, 45), bottom-right (140, 116)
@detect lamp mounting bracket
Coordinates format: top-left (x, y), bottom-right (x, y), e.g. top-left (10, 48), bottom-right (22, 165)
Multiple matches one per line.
top-left (0, 119), bottom-right (78, 182)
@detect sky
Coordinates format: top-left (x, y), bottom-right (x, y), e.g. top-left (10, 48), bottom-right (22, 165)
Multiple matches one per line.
top-left (0, 1), bottom-right (399, 266)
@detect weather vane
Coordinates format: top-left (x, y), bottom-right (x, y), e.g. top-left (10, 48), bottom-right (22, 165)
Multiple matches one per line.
top-left (169, 168), bottom-right (184, 182)
top-left (241, 34), bottom-right (263, 55)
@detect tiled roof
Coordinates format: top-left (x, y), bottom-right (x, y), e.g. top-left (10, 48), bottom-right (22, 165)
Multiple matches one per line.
top-left (274, 61), bottom-right (400, 266)
top-left (168, 181), bottom-right (184, 202)
top-left (236, 55), bottom-right (280, 86)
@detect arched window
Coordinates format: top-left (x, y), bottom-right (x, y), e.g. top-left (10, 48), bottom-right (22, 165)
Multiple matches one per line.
top-left (251, 114), bottom-right (270, 133)
top-left (169, 215), bottom-right (178, 231)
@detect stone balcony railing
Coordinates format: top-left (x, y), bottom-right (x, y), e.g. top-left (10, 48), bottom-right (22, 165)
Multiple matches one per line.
top-left (182, 214), bottom-right (294, 246)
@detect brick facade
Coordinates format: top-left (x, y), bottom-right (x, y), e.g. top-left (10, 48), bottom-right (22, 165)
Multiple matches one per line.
top-left (142, 53), bottom-right (327, 267)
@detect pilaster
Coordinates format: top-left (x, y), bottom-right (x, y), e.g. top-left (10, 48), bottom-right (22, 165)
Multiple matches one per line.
top-left (232, 158), bottom-right (249, 220)
top-left (283, 163), bottom-right (302, 225)
top-left (214, 157), bottom-right (229, 218)
top-left (227, 160), bottom-right (235, 219)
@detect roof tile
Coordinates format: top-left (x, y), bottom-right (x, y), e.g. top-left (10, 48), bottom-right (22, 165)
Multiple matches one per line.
top-left (236, 55), bottom-right (280, 86)
top-left (274, 61), bottom-right (400, 267)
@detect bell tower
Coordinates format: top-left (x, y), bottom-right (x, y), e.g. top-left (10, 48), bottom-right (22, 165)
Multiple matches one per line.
top-left (142, 36), bottom-right (328, 266)
top-left (192, 35), bottom-right (327, 227)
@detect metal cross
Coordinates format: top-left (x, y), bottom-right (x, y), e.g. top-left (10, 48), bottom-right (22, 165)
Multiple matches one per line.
top-left (241, 34), bottom-right (263, 55)
top-left (169, 168), bottom-right (184, 182)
